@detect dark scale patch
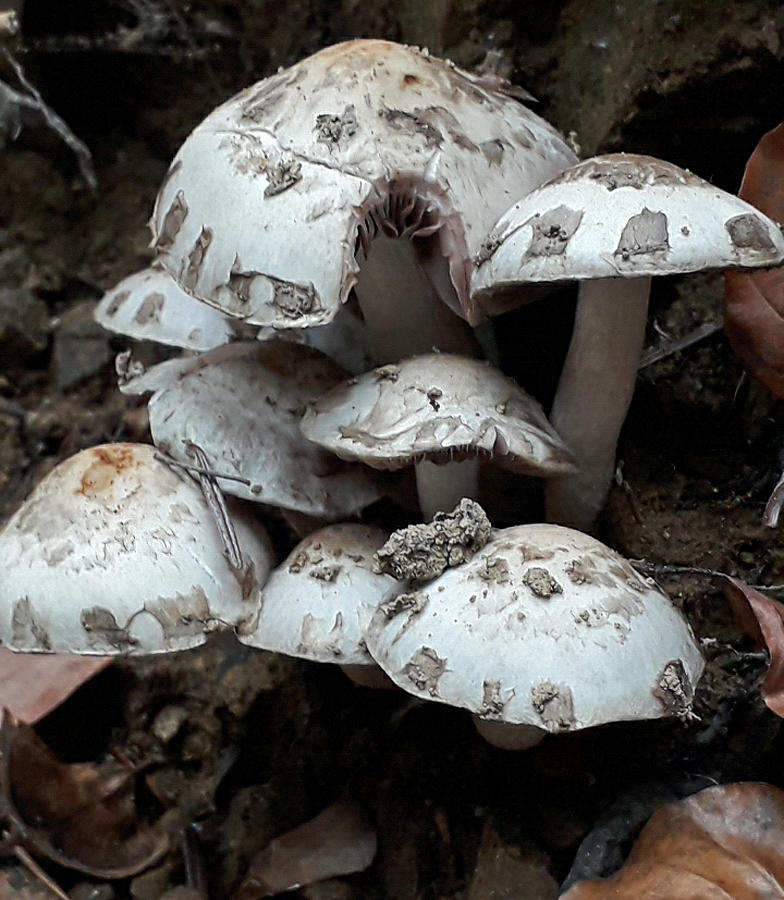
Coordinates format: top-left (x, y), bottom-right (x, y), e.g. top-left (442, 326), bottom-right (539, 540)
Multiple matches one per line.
top-left (522, 567), bottom-right (562, 598)
top-left (532, 681), bottom-right (575, 730)
top-left (479, 680), bottom-right (509, 719)
top-left (271, 278), bottom-right (320, 318)
top-left (404, 646), bottom-right (446, 695)
top-left (726, 213), bottom-right (779, 255)
top-left (382, 108), bottom-right (442, 147)
top-left (133, 293), bottom-right (165, 326)
top-left (12, 598), bottom-right (52, 650)
top-left (155, 190), bottom-right (188, 252)
top-left (614, 208), bottom-right (669, 262)
top-left (525, 206), bottom-right (583, 257)
top-left (81, 606), bottom-right (137, 651)
top-left (104, 290), bottom-right (129, 318)
top-left (181, 227), bottom-right (213, 293)
top-left (315, 105), bottom-right (358, 145)
top-left (264, 159), bottom-right (303, 197)
top-left (479, 139), bottom-right (505, 165)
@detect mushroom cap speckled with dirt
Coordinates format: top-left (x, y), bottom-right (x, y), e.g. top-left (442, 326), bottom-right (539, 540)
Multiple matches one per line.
top-left (121, 340), bottom-right (384, 519)
top-left (364, 523), bottom-right (704, 749)
top-left (145, 38), bottom-right (577, 364)
top-left (473, 154), bottom-right (784, 532)
top-left (239, 523), bottom-right (404, 672)
top-left (300, 353), bottom-right (575, 518)
top-left (0, 443), bottom-right (274, 655)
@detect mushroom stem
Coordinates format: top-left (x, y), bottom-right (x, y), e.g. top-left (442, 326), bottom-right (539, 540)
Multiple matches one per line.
top-left (415, 459), bottom-right (481, 522)
top-left (354, 232), bottom-right (480, 365)
top-left (472, 716), bottom-right (547, 751)
top-left (355, 232), bottom-right (482, 518)
top-left (544, 277), bottom-right (651, 531)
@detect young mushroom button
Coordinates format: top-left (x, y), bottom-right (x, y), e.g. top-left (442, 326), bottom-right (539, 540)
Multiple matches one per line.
top-left (364, 523), bottom-right (705, 750)
top-left (300, 353), bottom-right (575, 520)
top-left (144, 39), bottom-right (577, 366)
top-left (473, 154), bottom-right (784, 531)
top-left (0, 444), bottom-right (274, 655)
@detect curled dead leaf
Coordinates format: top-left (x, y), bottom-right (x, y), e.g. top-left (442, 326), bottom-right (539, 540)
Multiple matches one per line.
top-left (0, 711), bottom-right (169, 878)
top-left (723, 576), bottom-right (784, 717)
top-left (234, 801), bottom-right (377, 900)
top-left (561, 782), bottom-right (784, 899)
top-left (724, 123), bottom-right (784, 398)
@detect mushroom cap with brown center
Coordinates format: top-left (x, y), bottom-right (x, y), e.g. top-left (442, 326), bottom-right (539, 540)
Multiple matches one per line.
top-left (123, 341), bottom-right (383, 518)
top-left (300, 353), bottom-right (576, 474)
top-left (0, 444), bottom-right (274, 655)
top-left (364, 523), bottom-right (704, 733)
top-left (150, 39), bottom-right (576, 329)
top-left (473, 153), bottom-right (784, 297)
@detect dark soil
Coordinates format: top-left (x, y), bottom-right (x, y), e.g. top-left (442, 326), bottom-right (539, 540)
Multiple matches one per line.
top-left (1, 2), bottom-right (784, 898)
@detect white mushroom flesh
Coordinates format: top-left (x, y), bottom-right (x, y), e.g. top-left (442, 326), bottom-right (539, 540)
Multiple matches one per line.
top-left (365, 523), bottom-right (704, 733)
top-left (125, 341), bottom-right (383, 518)
top-left (239, 523), bottom-right (404, 666)
top-left (0, 444), bottom-right (274, 655)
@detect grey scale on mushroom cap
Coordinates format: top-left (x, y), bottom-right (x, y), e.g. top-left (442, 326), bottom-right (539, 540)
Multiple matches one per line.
top-left (472, 153), bottom-right (784, 531)
top-left (300, 353), bottom-right (576, 520)
top-left (364, 522), bottom-right (705, 750)
top-left (120, 340), bottom-right (384, 520)
top-left (0, 444), bottom-right (274, 655)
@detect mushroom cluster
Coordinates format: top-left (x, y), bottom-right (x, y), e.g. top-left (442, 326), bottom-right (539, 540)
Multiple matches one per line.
top-left (2, 38), bottom-right (783, 749)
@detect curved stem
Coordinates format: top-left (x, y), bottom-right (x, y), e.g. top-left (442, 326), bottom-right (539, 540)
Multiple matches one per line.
top-left (544, 277), bottom-right (651, 531)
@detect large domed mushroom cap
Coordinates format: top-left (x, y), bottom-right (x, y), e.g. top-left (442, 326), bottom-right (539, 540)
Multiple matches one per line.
top-left (365, 524), bottom-right (704, 739)
top-left (150, 39), bottom-right (577, 329)
top-left (0, 444), bottom-right (274, 655)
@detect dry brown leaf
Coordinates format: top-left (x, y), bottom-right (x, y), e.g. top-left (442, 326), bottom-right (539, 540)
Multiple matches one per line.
top-left (0, 649), bottom-right (110, 724)
top-left (724, 576), bottom-right (784, 717)
top-left (234, 802), bottom-right (377, 900)
top-left (561, 782), bottom-right (784, 899)
top-left (724, 123), bottom-right (784, 398)
top-left (0, 712), bottom-right (169, 879)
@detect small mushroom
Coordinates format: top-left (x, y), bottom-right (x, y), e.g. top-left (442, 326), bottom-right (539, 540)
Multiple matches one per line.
top-left (122, 340), bottom-right (383, 519)
top-left (95, 265), bottom-right (248, 351)
top-left (146, 39), bottom-right (577, 364)
top-left (364, 523), bottom-right (704, 749)
top-left (238, 523), bottom-right (404, 688)
top-left (0, 444), bottom-right (274, 654)
top-left (473, 154), bottom-right (784, 530)
top-left (300, 353), bottom-right (575, 519)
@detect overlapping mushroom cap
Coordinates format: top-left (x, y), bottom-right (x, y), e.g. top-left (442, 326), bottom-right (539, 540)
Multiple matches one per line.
top-left (0, 444), bottom-right (274, 655)
top-left (122, 341), bottom-right (383, 518)
top-left (365, 523), bottom-right (704, 735)
top-left (300, 353), bottom-right (575, 474)
top-left (239, 523), bottom-right (403, 667)
top-left (149, 39), bottom-right (577, 329)
top-left (473, 154), bottom-right (784, 293)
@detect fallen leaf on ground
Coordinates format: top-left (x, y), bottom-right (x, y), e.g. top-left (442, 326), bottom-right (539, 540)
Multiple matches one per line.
top-left (723, 576), bottom-right (784, 717)
top-left (0, 711), bottom-right (168, 878)
top-left (724, 123), bottom-right (784, 398)
top-left (561, 782), bottom-right (784, 899)
top-left (234, 802), bottom-right (377, 900)
top-left (0, 649), bottom-right (110, 723)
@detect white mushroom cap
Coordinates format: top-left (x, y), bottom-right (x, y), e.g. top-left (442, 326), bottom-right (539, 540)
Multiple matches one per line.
top-left (300, 353), bottom-right (575, 474)
top-left (364, 524), bottom-right (704, 734)
top-left (0, 444), bottom-right (274, 655)
top-left (95, 266), bottom-right (245, 351)
top-left (473, 154), bottom-right (784, 293)
top-left (123, 341), bottom-right (383, 518)
top-left (150, 39), bottom-right (576, 329)
top-left (238, 523), bottom-right (403, 666)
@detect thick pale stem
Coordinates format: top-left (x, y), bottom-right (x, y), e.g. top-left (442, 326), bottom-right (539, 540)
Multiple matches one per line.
top-left (544, 277), bottom-right (651, 531)
top-left (415, 458), bottom-right (481, 522)
top-left (354, 233), bottom-right (480, 365)
top-left (472, 716), bottom-right (547, 750)
top-left (355, 233), bottom-right (482, 518)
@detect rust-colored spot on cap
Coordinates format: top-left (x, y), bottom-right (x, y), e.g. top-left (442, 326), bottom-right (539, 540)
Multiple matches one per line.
top-left (78, 444), bottom-right (139, 497)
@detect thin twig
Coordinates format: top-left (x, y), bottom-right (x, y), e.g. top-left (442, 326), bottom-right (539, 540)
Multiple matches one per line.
top-left (631, 559), bottom-right (784, 594)
top-left (1, 49), bottom-right (96, 190)
top-left (153, 452), bottom-right (251, 487)
top-left (14, 845), bottom-right (70, 900)
top-left (639, 321), bottom-right (723, 369)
